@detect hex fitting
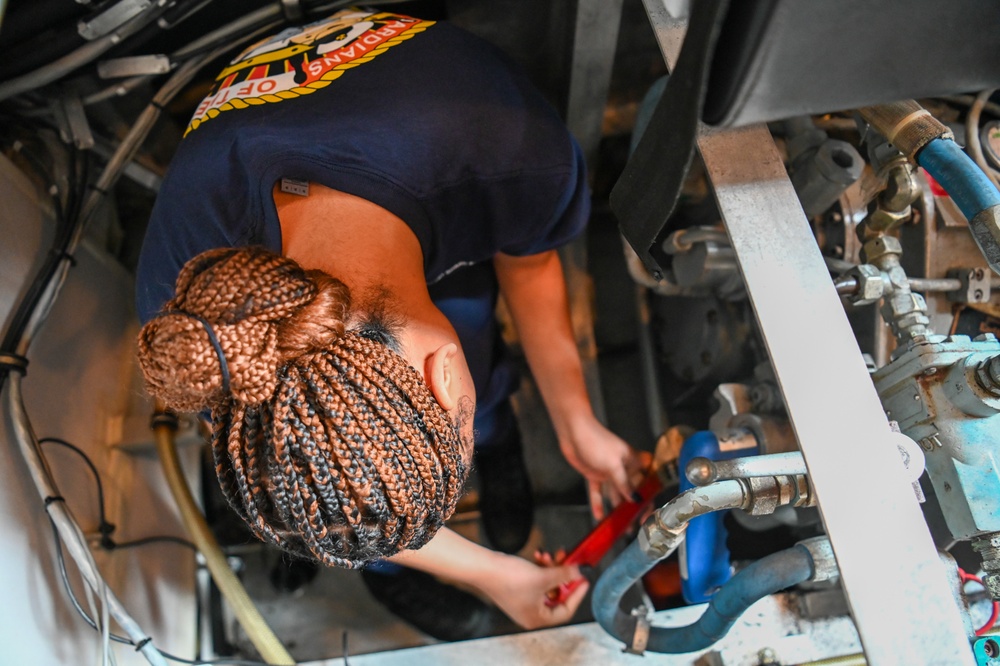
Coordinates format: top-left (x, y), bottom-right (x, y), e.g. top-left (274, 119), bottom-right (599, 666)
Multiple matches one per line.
top-left (972, 533), bottom-right (1000, 601)
top-left (879, 164), bottom-right (921, 212)
top-left (798, 536), bottom-right (839, 584)
top-left (638, 515), bottom-right (686, 559)
top-left (882, 291), bottom-right (930, 341)
top-left (844, 264), bottom-right (886, 305)
top-left (974, 355), bottom-right (1000, 398)
top-left (744, 475), bottom-right (813, 516)
top-left (861, 234), bottom-right (904, 265)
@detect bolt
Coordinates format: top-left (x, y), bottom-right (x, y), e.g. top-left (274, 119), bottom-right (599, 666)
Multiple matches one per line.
top-left (686, 457), bottom-right (716, 486)
top-left (975, 289), bottom-right (985, 301)
top-left (757, 647), bottom-right (779, 665)
top-left (975, 355), bottom-right (1000, 397)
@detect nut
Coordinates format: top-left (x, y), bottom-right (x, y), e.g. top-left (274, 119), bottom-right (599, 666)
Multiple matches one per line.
top-left (846, 264), bottom-right (885, 304)
top-left (861, 234), bottom-right (904, 264)
top-left (862, 208), bottom-right (910, 238)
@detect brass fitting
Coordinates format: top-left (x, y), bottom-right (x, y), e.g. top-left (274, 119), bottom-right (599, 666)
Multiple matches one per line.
top-left (861, 235), bottom-right (903, 265)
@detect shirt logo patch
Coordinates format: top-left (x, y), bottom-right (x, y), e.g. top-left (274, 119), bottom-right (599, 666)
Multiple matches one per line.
top-left (185, 10), bottom-right (433, 135)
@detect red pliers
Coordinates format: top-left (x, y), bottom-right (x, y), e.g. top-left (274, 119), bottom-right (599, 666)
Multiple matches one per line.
top-left (544, 470), bottom-right (664, 607)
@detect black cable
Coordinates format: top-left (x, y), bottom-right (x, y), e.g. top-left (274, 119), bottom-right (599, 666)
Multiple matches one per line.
top-left (0, 140), bottom-right (80, 391)
top-left (39, 436), bottom-right (197, 552)
top-left (49, 516), bottom-right (269, 666)
top-left (40, 437), bottom-right (110, 533)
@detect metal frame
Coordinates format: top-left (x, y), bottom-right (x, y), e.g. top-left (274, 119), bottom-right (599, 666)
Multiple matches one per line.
top-left (639, 1), bottom-right (973, 663)
top-left (565, 0), bottom-right (625, 170)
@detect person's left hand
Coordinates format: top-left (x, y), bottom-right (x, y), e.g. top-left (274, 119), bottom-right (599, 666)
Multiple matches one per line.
top-left (558, 416), bottom-right (651, 520)
top-left (476, 554), bottom-right (589, 629)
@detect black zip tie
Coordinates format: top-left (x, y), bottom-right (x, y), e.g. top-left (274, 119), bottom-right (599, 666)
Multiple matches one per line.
top-left (150, 410), bottom-right (179, 430)
top-left (134, 637), bottom-right (152, 652)
top-left (44, 495), bottom-right (65, 507)
top-left (86, 183), bottom-right (108, 196)
top-left (50, 248), bottom-right (77, 266)
top-left (0, 352), bottom-right (29, 375)
top-left (163, 310), bottom-right (231, 395)
top-left (150, 100), bottom-right (166, 111)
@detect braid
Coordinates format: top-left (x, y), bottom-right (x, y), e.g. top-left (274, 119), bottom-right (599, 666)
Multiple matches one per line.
top-left (137, 247), bottom-right (469, 568)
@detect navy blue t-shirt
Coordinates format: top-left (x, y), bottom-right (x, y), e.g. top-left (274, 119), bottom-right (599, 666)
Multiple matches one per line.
top-left (135, 9), bottom-right (590, 323)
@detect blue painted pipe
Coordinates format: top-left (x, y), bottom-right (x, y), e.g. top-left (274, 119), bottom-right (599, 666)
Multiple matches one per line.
top-left (593, 542), bottom-right (816, 654)
top-left (679, 431), bottom-right (758, 603)
top-left (917, 138), bottom-right (1000, 221)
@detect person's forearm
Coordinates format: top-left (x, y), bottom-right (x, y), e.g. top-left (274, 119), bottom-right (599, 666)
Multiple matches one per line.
top-left (389, 526), bottom-right (506, 592)
top-left (390, 526), bottom-right (588, 629)
top-left (494, 250), bottom-right (597, 439)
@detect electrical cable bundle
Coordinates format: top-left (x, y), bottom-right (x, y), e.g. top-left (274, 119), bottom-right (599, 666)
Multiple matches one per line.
top-left (0, 7), bottom-right (298, 664)
top-left (0, 2), bottom-right (415, 662)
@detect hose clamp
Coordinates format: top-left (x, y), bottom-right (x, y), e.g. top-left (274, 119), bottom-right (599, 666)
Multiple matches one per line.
top-left (626, 605), bottom-right (650, 655)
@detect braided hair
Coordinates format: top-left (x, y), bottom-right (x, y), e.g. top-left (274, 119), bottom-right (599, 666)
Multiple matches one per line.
top-left (137, 247), bottom-right (468, 568)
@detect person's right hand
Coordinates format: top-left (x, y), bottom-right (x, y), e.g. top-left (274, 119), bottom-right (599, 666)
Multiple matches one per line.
top-left (476, 554), bottom-right (588, 630)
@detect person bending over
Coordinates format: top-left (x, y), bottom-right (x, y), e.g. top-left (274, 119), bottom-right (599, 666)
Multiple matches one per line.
top-left (135, 8), bottom-right (645, 637)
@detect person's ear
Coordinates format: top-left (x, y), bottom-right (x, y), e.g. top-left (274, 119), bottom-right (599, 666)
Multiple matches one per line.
top-left (426, 342), bottom-right (460, 411)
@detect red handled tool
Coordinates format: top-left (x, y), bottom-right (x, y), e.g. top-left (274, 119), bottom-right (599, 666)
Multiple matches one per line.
top-left (544, 470), bottom-right (664, 607)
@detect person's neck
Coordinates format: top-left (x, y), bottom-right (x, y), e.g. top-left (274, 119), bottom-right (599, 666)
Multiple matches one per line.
top-left (274, 182), bottom-right (445, 334)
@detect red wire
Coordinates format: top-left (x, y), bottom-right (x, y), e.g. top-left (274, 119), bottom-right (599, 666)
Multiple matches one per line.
top-left (959, 567), bottom-right (999, 636)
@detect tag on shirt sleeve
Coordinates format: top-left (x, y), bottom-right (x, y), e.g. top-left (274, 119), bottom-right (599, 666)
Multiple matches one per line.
top-left (280, 178), bottom-right (310, 197)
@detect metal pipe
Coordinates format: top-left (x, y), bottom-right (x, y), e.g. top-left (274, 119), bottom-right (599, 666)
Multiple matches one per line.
top-left (0, 1), bottom-right (170, 101)
top-left (908, 277), bottom-right (963, 292)
top-left (669, 227), bottom-right (730, 253)
top-left (686, 451), bottom-right (807, 486)
top-left (835, 277), bottom-right (858, 296)
top-left (835, 273), bottom-right (964, 297)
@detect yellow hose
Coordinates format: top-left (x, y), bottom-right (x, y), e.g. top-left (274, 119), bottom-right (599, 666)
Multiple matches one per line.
top-left (794, 654), bottom-right (867, 666)
top-left (152, 410), bottom-right (295, 665)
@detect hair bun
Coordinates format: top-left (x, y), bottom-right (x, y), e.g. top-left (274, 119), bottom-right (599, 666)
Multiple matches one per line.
top-left (137, 247), bottom-right (352, 410)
